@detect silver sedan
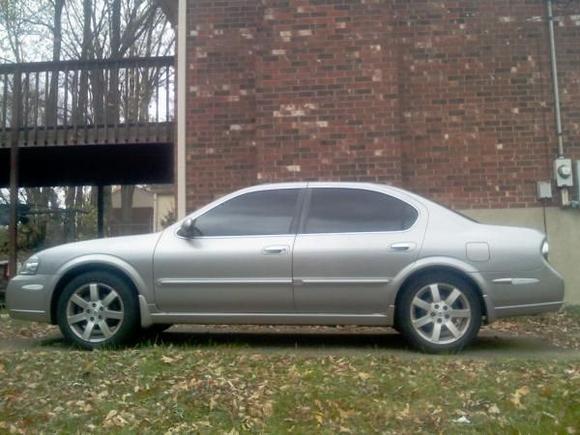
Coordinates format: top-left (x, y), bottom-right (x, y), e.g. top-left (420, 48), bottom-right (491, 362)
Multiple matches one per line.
top-left (6, 182), bottom-right (564, 353)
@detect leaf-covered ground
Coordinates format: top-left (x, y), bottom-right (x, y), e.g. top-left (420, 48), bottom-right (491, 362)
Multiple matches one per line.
top-left (0, 309), bottom-right (579, 434)
top-left (486, 307), bottom-right (580, 351)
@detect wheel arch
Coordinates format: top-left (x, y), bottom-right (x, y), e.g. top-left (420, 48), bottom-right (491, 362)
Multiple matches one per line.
top-left (49, 258), bottom-right (144, 325)
top-left (391, 261), bottom-right (492, 326)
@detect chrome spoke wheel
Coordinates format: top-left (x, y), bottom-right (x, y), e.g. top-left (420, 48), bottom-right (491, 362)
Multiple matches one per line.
top-left (410, 282), bottom-right (472, 345)
top-left (66, 282), bottom-right (125, 343)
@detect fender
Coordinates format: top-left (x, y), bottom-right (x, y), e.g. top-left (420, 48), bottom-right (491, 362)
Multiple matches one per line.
top-left (386, 256), bottom-right (495, 323)
top-left (47, 254), bottom-right (153, 322)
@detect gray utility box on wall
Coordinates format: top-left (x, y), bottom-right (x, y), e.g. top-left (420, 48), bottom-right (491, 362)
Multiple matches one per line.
top-left (537, 181), bottom-right (553, 199)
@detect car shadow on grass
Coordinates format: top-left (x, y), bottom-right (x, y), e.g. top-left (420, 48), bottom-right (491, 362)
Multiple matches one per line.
top-left (147, 328), bottom-right (409, 352)
top-left (6, 326), bottom-right (576, 359)
top-left (133, 326), bottom-right (579, 359)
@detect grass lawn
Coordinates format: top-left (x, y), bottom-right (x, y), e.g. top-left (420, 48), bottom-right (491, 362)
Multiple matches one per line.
top-left (0, 309), bottom-right (579, 434)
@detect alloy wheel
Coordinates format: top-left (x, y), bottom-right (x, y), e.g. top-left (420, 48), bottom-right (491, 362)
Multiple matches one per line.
top-left (410, 283), bottom-right (472, 345)
top-left (66, 282), bottom-right (125, 343)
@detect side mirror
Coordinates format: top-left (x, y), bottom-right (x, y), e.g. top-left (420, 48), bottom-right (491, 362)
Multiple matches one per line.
top-left (177, 218), bottom-right (199, 238)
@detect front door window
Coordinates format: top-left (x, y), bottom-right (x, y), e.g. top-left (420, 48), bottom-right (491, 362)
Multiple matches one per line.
top-left (195, 189), bottom-right (301, 237)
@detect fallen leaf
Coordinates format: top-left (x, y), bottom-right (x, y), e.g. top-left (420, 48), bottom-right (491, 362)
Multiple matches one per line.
top-left (396, 403), bottom-right (410, 420)
top-left (357, 372), bottom-right (371, 381)
top-left (161, 355), bottom-right (178, 364)
top-left (103, 409), bottom-right (133, 428)
top-left (510, 386), bottom-right (530, 408)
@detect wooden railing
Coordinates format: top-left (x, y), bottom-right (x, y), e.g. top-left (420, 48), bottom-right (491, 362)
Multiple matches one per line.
top-left (0, 56), bottom-right (174, 148)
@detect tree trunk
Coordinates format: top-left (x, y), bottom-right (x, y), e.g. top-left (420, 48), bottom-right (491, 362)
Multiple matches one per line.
top-left (109, 0), bottom-right (121, 127)
top-left (120, 185), bottom-right (134, 234)
top-left (63, 187), bottom-right (76, 241)
top-left (47, 0), bottom-right (65, 126)
top-left (76, 0), bottom-right (92, 126)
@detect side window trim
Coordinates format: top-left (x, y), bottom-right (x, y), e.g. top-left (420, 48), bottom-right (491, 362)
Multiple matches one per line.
top-left (181, 188), bottom-right (306, 239)
top-left (296, 188), bottom-right (312, 235)
top-left (289, 188), bottom-right (308, 235)
top-left (297, 187), bottom-right (420, 235)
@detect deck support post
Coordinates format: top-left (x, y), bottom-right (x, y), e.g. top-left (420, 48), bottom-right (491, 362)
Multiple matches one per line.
top-left (8, 70), bottom-right (22, 279)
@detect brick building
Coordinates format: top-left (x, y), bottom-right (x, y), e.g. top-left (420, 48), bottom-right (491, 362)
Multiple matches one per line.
top-left (161, 0), bottom-right (580, 302)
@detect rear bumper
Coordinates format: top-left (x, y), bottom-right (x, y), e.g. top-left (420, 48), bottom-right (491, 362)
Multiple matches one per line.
top-left (493, 300), bottom-right (564, 318)
top-left (479, 263), bottom-right (565, 321)
top-left (6, 274), bottom-right (53, 323)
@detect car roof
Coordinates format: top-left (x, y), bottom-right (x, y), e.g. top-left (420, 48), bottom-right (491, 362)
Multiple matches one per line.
top-left (251, 181), bottom-right (413, 197)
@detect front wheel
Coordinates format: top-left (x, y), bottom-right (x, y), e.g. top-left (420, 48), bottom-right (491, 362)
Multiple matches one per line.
top-left (57, 271), bottom-right (139, 349)
top-left (396, 273), bottom-right (481, 353)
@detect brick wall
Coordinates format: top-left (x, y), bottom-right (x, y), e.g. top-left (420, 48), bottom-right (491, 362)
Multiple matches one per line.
top-left (185, 0), bottom-right (260, 207)
top-left (555, 5), bottom-right (580, 166)
top-left (185, 0), bottom-right (580, 210)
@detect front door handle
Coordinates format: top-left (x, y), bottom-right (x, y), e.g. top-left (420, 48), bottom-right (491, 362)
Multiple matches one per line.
top-left (262, 245), bottom-right (289, 255)
top-left (390, 242), bottom-right (415, 252)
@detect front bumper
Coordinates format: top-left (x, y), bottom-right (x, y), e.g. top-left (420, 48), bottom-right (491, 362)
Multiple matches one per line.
top-left (6, 274), bottom-right (53, 323)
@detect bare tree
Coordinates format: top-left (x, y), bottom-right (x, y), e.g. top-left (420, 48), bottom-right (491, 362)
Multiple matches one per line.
top-left (1, 0), bottom-right (174, 244)
top-left (0, 0), bottom-right (25, 62)
top-left (47, 0), bottom-right (65, 127)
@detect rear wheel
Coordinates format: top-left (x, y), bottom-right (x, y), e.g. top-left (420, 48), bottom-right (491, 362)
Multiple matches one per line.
top-left (57, 271), bottom-right (139, 349)
top-left (396, 273), bottom-right (481, 353)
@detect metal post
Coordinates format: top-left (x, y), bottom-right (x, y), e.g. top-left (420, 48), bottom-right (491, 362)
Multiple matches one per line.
top-left (8, 70), bottom-right (22, 278)
top-left (97, 185), bottom-right (105, 238)
top-left (546, 0), bottom-right (571, 207)
top-left (546, 0), bottom-right (564, 157)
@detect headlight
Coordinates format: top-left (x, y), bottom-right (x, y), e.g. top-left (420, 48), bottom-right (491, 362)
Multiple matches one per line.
top-left (541, 240), bottom-right (549, 260)
top-left (19, 256), bottom-right (40, 275)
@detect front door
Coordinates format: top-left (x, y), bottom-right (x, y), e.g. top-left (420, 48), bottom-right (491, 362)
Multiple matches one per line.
top-left (154, 187), bottom-right (303, 313)
top-left (292, 186), bottom-right (427, 315)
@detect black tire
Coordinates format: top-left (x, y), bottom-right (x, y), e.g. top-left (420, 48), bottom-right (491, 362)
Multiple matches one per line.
top-left (392, 319), bottom-right (402, 334)
top-left (57, 271), bottom-right (140, 349)
top-left (396, 273), bottom-right (482, 354)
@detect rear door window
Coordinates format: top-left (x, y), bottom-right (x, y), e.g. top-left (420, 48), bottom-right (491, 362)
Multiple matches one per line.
top-left (303, 188), bottom-right (418, 234)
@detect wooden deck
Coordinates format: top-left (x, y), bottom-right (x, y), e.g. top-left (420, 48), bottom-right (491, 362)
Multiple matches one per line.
top-left (0, 56), bottom-right (174, 149)
top-left (0, 56), bottom-right (175, 187)
top-left (1, 122), bottom-right (173, 148)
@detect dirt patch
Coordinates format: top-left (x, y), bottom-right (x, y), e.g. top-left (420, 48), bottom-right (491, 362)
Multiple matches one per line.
top-left (0, 312), bottom-right (58, 341)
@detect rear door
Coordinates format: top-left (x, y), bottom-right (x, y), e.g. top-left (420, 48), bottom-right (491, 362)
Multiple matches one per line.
top-left (292, 186), bottom-right (427, 315)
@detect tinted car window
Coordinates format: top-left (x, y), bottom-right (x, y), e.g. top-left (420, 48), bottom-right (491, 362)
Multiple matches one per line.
top-left (195, 189), bottom-right (300, 236)
top-left (304, 188), bottom-right (418, 234)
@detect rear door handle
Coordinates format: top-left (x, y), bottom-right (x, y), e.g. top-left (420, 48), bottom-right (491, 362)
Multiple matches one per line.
top-left (262, 245), bottom-right (289, 255)
top-left (390, 242), bottom-right (415, 252)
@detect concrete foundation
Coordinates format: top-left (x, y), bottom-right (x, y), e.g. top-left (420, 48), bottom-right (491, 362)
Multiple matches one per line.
top-left (463, 207), bottom-right (580, 304)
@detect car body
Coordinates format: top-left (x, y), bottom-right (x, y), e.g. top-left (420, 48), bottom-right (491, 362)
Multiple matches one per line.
top-left (6, 182), bottom-right (564, 352)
